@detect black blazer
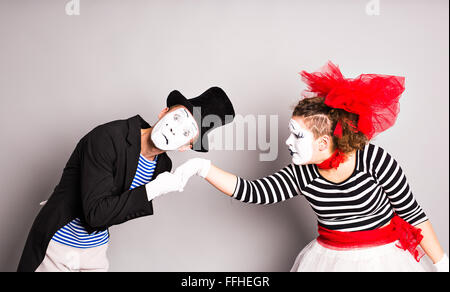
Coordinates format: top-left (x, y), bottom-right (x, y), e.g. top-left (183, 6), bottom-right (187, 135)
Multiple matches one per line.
top-left (17, 115), bottom-right (172, 272)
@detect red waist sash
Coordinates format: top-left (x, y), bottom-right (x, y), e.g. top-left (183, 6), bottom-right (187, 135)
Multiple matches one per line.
top-left (317, 215), bottom-right (424, 262)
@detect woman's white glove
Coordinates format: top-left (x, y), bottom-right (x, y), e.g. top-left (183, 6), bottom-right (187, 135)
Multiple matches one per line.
top-left (145, 171), bottom-right (185, 201)
top-left (174, 158), bottom-right (211, 189)
top-left (434, 254), bottom-right (449, 272)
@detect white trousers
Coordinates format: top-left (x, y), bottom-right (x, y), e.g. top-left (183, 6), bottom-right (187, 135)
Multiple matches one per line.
top-left (35, 240), bottom-right (109, 272)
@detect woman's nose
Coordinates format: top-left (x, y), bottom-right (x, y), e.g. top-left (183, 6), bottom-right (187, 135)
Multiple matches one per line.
top-left (285, 135), bottom-right (293, 146)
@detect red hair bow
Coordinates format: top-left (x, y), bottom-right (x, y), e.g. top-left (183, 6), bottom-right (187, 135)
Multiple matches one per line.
top-left (300, 61), bottom-right (406, 140)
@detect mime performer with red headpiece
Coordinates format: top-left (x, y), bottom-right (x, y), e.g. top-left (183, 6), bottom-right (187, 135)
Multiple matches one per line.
top-left (175, 61), bottom-right (448, 272)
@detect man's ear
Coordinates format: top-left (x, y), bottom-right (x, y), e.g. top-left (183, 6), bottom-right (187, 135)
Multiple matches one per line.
top-left (158, 107), bottom-right (170, 120)
top-left (178, 144), bottom-right (193, 152)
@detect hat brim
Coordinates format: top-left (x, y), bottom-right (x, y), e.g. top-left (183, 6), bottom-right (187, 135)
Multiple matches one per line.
top-left (166, 90), bottom-right (194, 115)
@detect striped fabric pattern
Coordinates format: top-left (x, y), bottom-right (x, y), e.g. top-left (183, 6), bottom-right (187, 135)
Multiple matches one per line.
top-left (232, 143), bottom-right (428, 232)
top-left (130, 154), bottom-right (158, 190)
top-left (51, 154), bottom-right (158, 248)
top-left (51, 218), bottom-right (109, 248)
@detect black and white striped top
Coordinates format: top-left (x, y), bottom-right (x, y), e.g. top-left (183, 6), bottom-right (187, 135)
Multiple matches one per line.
top-left (232, 143), bottom-right (428, 231)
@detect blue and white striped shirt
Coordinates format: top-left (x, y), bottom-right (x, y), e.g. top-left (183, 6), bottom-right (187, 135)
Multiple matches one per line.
top-left (51, 154), bottom-right (158, 248)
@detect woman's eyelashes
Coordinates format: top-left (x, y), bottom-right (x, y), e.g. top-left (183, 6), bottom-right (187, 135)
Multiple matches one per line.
top-left (294, 132), bottom-right (304, 139)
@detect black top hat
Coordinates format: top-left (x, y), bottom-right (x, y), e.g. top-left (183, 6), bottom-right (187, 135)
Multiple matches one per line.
top-left (166, 87), bottom-right (235, 152)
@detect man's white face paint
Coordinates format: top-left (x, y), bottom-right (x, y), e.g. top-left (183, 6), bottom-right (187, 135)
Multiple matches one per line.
top-left (151, 108), bottom-right (199, 151)
top-left (285, 119), bottom-right (315, 165)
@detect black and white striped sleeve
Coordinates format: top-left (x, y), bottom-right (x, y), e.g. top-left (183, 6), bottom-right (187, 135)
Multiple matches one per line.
top-left (372, 146), bottom-right (428, 226)
top-left (231, 164), bottom-right (301, 204)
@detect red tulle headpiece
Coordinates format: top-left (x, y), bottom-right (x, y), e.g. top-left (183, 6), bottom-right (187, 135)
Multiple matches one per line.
top-left (300, 61), bottom-right (406, 140)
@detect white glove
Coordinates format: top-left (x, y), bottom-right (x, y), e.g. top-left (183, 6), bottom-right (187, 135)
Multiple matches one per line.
top-left (174, 158), bottom-right (211, 189)
top-left (145, 171), bottom-right (184, 201)
top-left (434, 254), bottom-right (449, 272)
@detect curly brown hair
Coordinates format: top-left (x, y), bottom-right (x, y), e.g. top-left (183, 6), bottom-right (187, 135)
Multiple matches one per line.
top-left (292, 97), bottom-right (368, 153)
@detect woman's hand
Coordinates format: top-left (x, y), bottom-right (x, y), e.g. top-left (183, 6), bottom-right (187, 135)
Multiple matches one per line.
top-left (434, 254), bottom-right (449, 272)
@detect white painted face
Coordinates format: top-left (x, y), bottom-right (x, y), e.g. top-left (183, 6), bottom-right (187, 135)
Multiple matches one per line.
top-left (151, 107), bottom-right (199, 151)
top-left (285, 119), bottom-right (315, 165)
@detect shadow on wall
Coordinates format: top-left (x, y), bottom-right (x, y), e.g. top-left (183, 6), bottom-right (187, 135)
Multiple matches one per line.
top-left (0, 152), bottom-right (70, 271)
top-left (223, 148), bottom-right (318, 271)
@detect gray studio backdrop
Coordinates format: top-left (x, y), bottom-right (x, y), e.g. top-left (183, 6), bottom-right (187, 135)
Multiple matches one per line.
top-left (0, 0), bottom-right (448, 272)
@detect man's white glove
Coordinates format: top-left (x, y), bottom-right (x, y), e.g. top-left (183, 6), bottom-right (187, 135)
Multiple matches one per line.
top-left (145, 171), bottom-right (184, 201)
top-left (434, 254), bottom-right (449, 272)
top-left (174, 158), bottom-right (211, 189)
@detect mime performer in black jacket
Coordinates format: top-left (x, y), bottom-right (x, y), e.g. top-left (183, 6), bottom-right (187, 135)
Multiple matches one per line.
top-left (17, 87), bottom-right (235, 272)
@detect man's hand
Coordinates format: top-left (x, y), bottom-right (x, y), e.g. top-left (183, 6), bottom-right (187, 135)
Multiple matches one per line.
top-left (145, 171), bottom-right (185, 201)
top-left (174, 158), bottom-right (211, 189)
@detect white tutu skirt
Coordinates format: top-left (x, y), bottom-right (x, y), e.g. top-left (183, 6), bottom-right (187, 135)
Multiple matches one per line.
top-left (290, 239), bottom-right (434, 272)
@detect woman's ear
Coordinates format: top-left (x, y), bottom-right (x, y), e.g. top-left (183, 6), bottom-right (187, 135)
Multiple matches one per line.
top-left (158, 107), bottom-right (170, 120)
top-left (318, 135), bottom-right (331, 151)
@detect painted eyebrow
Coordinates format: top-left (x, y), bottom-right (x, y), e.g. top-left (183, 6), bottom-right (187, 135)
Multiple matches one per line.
top-left (289, 122), bottom-right (298, 132)
top-left (290, 126), bottom-right (304, 137)
top-left (183, 109), bottom-right (198, 130)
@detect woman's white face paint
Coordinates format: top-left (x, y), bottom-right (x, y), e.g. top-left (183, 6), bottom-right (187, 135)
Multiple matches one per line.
top-left (151, 108), bottom-right (199, 151)
top-left (285, 119), bottom-right (315, 165)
